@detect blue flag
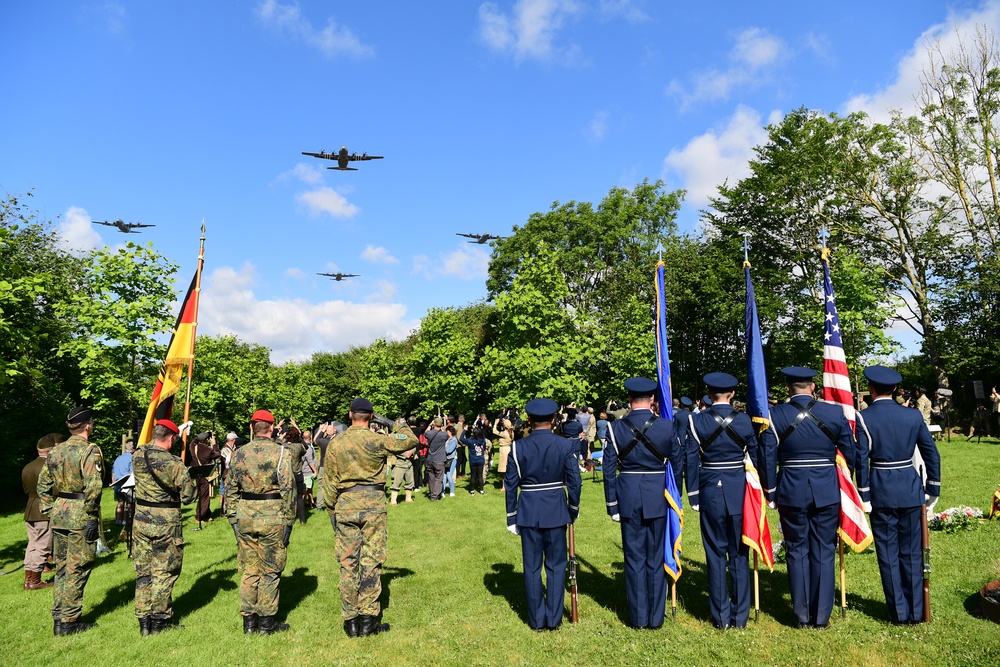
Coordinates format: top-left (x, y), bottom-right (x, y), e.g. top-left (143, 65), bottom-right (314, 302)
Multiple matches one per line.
top-left (744, 262), bottom-right (770, 434)
top-left (655, 260), bottom-right (682, 580)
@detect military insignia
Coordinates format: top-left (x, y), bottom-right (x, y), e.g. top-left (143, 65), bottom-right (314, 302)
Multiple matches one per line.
top-left (394, 434), bottom-right (409, 440)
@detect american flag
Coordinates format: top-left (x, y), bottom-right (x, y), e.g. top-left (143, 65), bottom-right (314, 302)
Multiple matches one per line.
top-left (821, 252), bottom-right (856, 433)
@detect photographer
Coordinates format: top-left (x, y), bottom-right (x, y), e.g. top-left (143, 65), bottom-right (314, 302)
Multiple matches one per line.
top-left (188, 430), bottom-right (220, 526)
top-left (493, 409), bottom-right (514, 490)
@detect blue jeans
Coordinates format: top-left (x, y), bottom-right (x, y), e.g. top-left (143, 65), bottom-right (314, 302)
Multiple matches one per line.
top-left (445, 458), bottom-right (457, 495)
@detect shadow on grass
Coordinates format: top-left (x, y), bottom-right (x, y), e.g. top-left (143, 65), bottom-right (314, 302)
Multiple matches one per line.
top-left (174, 555), bottom-right (238, 620)
top-left (278, 566), bottom-right (318, 623)
top-left (964, 590), bottom-right (986, 619)
top-left (378, 566), bottom-right (415, 611)
top-left (484, 563), bottom-right (529, 624)
top-left (90, 579), bottom-right (135, 622)
top-left (0, 538), bottom-right (28, 569)
top-left (575, 553), bottom-right (630, 625)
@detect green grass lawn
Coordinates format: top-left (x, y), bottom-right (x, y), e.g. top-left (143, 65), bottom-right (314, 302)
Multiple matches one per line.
top-left (2, 438), bottom-right (1000, 667)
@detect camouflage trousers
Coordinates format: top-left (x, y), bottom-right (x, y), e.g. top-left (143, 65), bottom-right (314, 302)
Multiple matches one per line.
top-left (133, 521), bottom-right (184, 619)
top-left (335, 507), bottom-right (387, 619)
top-left (51, 527), bottom-right (96, 623)
top-left (236, 526), bottom-right (286, 617)
top-left (390, 460), bottom-right (414, 492)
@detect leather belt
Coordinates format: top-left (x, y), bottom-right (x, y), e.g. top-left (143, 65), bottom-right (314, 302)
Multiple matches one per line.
top-left (57, 492), bottom-right (85, 500)
top-left (241, 492), bottom-right (282, 500)
top-left (135, 498), bottom-right (181, 509)
top-left (341, 484), bottom-right (384, 493)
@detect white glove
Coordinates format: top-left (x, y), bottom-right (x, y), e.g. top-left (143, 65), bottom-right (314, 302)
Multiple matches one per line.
top-left (767, 501), bottom-right (776, 510)
top-left (611, 513), bottom-right (620, 522)
top-left (863, 501), bottom-right (872, 513)
top-left (178, 420), bottom-right (194, 437)
top-left (925, 495), bottom-right (939, 512)
top-left (506, 524), bottom-right (519, 536)
top-left (691, 505), bottom-right (700, 513)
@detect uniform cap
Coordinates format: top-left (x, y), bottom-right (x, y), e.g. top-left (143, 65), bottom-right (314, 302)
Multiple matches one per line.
top-left (525, 398), bottom-right (559, 418)
top-left (703, 372), bottom-right (738, 392)
top-left (195, 431), bottom-right (211, 442)
top-left (155, 419), bottom-right (180, 435)
top-left (67, 406), bottom-right (91, 423)
top-left (702, 395), bottom-right (713, 406)
top-left (350, 397), bottom-right (374, 413)
top-left (781, 366), bottom-right (818, 382)
top-left (250, 409), bottom-right (275, 423)
top-left (864, 365), bottom-right (902, 387)
top-left (624, 377), bottom-right (658, 396)
top-left (679, 396), bottom-right (693, 407)
top-left (562, 420), bottom-right (583, 437)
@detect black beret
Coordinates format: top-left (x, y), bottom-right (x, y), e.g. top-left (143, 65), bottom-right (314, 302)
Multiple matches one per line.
top-left (525, 398), bottom-right (558, 418)
top-left (350, 397), bottom-right (374, 413)
top-left (703, 372), bottom-right (738, 392)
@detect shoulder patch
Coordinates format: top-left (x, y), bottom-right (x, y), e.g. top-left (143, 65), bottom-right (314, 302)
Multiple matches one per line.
top-left (394, 434), bottom-right (409, 440)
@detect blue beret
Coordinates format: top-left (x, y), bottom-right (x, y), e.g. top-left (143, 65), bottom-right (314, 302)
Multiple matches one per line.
top-left (525, 398), bottom-right (558, 418)
top-left (781, 366), bottom-right (818, 382)
top-left (702, 395), bottom-right (713, 406)
top-left (350, 397), bottom-right (374, 412)
top-left (624, 377), bottom-right (658, 395)
top-left (864, 365), bottom-right (902, 387)
top-left (703, 372), bottom-right (738, 392)
top-left (680, 396), bottom-right (693, 407)
top-left (562, 420), bottom-right (583, 437)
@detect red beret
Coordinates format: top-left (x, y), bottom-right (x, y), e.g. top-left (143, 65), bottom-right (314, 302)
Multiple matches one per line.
top-left (251, 409), bottom-right (275, 424)
top-left (155, 419), bottom-right (180, 435)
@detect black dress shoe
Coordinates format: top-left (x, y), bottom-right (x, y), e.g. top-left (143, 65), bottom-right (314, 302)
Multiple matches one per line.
top-left (343, 618), bottom-right (360, 638)
top-left (813, 622), bottom-right (831, 631)
top-left (243, 614), bottom-right (259, 635)
top-left (797, 622), bottom-right (810, 629)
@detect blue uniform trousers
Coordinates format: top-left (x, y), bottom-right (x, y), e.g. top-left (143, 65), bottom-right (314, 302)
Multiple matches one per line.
top-left (778, 502), bottom-right (838, 626)
top-left (520, 526), bottom-right (567, 629)
top-left (700, 508), bottom-right (749, 628)
top-left (620, 516), bottom-right (667, 628)
top-left (870, 507), bottom-right (924, 623)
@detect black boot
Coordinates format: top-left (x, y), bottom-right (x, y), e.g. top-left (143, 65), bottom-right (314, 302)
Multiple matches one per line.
top-left (358, 615), bottom-right (390, 636)
top-left (149, 617), bottom-right (183, 634)
top-left (242, 614), bottom-right (258, 635)
top-left (139, 617), bottom-right (151, 636)
top-left (343, 617), bottom-right (360, 638)
top-left (53, 620), bottom-right (62, 636)
top-left (257, 615), bottom-right (290, 635)
top-left (59, 620), bottom-right (97, 636)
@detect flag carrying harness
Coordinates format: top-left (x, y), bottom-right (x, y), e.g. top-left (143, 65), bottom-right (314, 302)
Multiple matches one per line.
top-left (617, 414), bottom-right (667, 462)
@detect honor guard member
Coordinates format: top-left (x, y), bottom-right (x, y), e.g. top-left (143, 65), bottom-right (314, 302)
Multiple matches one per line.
top-left (603, 377), bottom-right (681, 629)
top-left (226, 409), bottom-right (296, 635)
top-left (322, 398), bottom-right (418, 638)
top-left (132, 419), bottom-right (196, 635)
top-left (504, 398), bottom-right (582, 631)
top-left (759, 367), bottom-right (854, 629)
top-left (36, 407), bottom-right (103, 636)
top-left (855, 365), bottom-right (941, 624)
top-left (673, 396), bottom-right (694, 496)
top-left (686, 373), bottom-right (759, 630)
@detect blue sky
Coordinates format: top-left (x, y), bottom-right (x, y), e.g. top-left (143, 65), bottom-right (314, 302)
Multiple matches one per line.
top-left (2, 0), bottom-right (996, 362)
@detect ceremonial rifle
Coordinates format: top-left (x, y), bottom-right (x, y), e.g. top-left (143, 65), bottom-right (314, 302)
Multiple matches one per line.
top-left (568, 523), bottom-right (579, 623)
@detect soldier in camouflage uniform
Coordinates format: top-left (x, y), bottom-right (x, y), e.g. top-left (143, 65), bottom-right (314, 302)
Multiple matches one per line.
top-left (226, 409), bottom-right (295, 635)
top-left (322, 397), bottom-right (417, 637)
top-left (36, 407), bottom-right (103, 636)
top-left (133, 419), bottom-right (196, 635)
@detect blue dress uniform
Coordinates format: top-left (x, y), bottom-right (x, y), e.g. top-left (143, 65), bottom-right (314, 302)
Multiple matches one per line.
top-left (685, 373), bottom-right (758, 629)
top-left (759, 367), bottom-right (855, 628)
top-left (674, 396), bottom-right (694, 497)
top-left (505, 399), bottom-right (582, 631)
top-left (855, 365), bottom-right (941, 624)
top-left (603, 378), bottom-right (681, 629)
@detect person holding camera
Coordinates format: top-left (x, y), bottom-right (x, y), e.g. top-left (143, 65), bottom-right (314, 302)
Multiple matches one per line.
top-left (36, 407), bottom-right (103, 636)
top-left (493, 409), bottom-right (514, 490)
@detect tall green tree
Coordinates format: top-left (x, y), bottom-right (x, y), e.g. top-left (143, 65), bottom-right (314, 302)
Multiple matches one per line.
top-left (185, 334), bottom-right (272, 435)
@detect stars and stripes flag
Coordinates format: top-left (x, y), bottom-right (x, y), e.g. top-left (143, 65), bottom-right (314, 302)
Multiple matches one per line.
top-left (821, 248), bottom-right (871, 552)
top-left (742, 259), bottom-right (775, 570)
top-left (655, 260), bottom-right (683, 581)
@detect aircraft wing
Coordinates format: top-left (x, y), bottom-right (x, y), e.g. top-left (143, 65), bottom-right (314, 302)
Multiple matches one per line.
top-left (456, 233), bottom-right (478, 239)
top-left (92, 220), bottom-right (116, 227)
top-left (349, 154), bottom-right (383, 161)
top-left (302, 151), bottom-right (336, 160)
top-left (130, 223), bottom-right (154, 229)
top-left (341, 273), bottom-right (359, 278)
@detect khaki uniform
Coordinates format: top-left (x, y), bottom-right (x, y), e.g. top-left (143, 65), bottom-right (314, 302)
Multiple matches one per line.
top-left (132, 445), bottom-right (196, 620)
top-left (23, 456), bottom-right (53, 573)
top-left (36, 435), bottom-right (103, 624)
top-left (493, 418), bottom-right (513, 474)
top-left (226, 437), bottom-right (295, 618)
top-left (322, 423), bottom-right (417, 620)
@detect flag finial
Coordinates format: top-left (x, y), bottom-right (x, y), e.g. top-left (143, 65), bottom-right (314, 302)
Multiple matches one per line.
top-left (739, 230), bottom-right (752, 267)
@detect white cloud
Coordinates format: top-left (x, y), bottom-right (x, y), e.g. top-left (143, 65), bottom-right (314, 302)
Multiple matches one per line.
top-left (296, 187), bottom-right (359, 218)
top-left (478, 0), bottom-right (582, 63)
top-left (599, 0), bottom-right (649, 23)
top-left (589, 110), bottom-right (610, 141)
top-left (668, 27), bottom-right (785, 109)
top-left (255, 0), bottom-right (373, 59)
top-left (804, 31), bottom-right (835, 67)
top-left (662, 105), bottom-right (781, 207)
top-left (56, 207), bottom-right (103, 254)
top-left (361, 244), bottom-right (399, 264)
top-left (844, 1), bottom-right (1000, 122)
top-left (365, 279), bottom-right (397, 303)
top-left (273, 162), bottom-right (325, 186)
top-left (284, 267), bottom-right (304, 278)
top-left (412, 245), bottom-right (490, 280)
top-left (198, 263), bottom-right (416, 363)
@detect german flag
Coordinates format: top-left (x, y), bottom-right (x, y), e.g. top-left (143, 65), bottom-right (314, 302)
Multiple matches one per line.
top-left (138, 272), bottom-right (199, 445)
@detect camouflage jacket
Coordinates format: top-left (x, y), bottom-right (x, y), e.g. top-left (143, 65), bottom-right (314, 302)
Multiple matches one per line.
top-left (322, 422), bottom-right (417, 513)
top-left (133, 445), bottom-right (196, 528)
top-left (36, 434), bottom-right (103, 530)
top-left (225, 436), bottom-right (295, 529)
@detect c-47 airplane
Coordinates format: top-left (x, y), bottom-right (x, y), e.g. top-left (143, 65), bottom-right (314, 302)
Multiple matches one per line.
top-left (301, 146), bottom-right (383, 171)
top-left (317, 272), bottom-right (359, 281)
top-left (92, 219), bottom-right (154, 233)
top-left (456, 232), bottom-right (505, 244)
